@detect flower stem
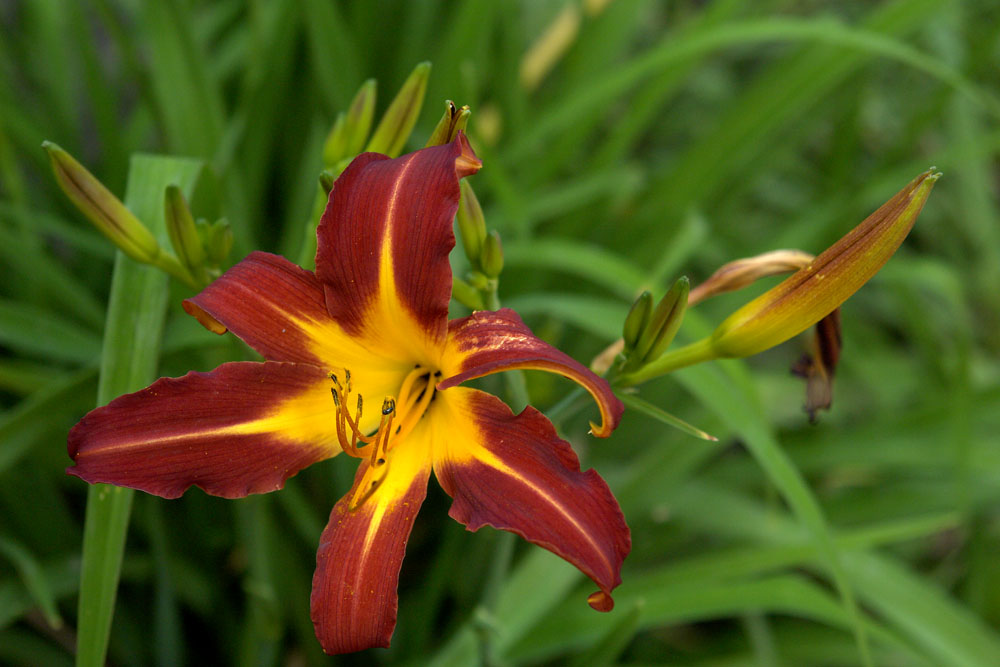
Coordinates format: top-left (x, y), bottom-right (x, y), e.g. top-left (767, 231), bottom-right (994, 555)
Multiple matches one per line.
top-left (616, 336), bottom-right (717, 386)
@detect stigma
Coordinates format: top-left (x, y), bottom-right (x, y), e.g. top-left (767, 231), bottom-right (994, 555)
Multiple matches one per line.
top-left (329, 366), bottom-right (441, 509)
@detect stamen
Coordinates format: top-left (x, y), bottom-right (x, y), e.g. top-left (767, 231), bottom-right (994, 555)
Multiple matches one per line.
top-left (331, 366), bottom-right (439, 510)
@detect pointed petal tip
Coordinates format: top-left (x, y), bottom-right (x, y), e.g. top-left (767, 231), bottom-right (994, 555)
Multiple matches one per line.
top-left (453, 131), bottom-right (482, 179)
top-left (587, 590), bottom-right (615, 612)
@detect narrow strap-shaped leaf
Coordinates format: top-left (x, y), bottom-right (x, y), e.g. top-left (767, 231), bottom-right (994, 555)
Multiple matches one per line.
top-left (75, 154), bottom-right (203, 667)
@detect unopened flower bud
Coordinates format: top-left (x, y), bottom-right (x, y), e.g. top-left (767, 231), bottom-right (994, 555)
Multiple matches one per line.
top-left (43, 141), bottom-right (161, 263)
top-left (164, 185), bottom-right (207, 285)
top-left (425, 100), bottom-right (471, 147)
top-left (203, 217), bottom-right (233, 267)
top-left (622, 291), bottom-right (652, 353)
top-left (457, 180), bottom-right (487, 269)
top-left (319, 169), bottom-right (336, 195)
top-left (481, 230), bottom-right (504, 279)
top-left (710, 169), bottom-right (940, 359)
top-left (631, 277), bottom-right (688, 364)
top-left (644, 277), bottom-right (690, 363)
top-left (366, 62), bottom-right (430, 157)
top-left (323, 79), bottom-right (377, 166)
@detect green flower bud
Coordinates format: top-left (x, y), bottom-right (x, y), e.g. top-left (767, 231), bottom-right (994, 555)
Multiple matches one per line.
top-left (203, 217), bottom-right (233, 267)
top-left (366, 62), bottom-right (430, 157)
top-left (622, 291), bottom-right (652, 353)
top-left (631, 277), bottom-right (688, 364)
top-left (164, 185), bottom-right (207, 285)
top-left (324, 79), bottom-right (377, 166)
top-left (481, 230), bottom-right (504, 279)
top-left (644, 277), bottom-right (689, 363)
top-left (319, 169), bottom-right (336, 195)
top-left (425, 100), bottom-right (471, 147)
top-left (43, 141), bottom-right (161, 263)
top-left (456, 180), bottom-right (487, 270)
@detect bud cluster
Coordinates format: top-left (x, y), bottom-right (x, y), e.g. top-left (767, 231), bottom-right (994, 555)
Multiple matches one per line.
top-left (43, 142), bottom-right (229, 289)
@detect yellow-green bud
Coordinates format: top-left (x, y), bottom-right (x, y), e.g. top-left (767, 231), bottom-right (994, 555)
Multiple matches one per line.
top-left (425, 100), bottom-right (471, 147)
top-left (323, 79), bottom-right (377, 167)
top-left (645, 277), bottom-right (690, 363)
top-left (366, 62), bottom-right (430, 157)
top-left (710, 169), bottom-right (940, 359)
top-left (622, 291), bottom-right (652, 353)
top-left (481, 230), bottom-right (504, 279)
top-left (632, 277), bottom-right (688, 364)
top-left (43, 141), bottom-right (161, 263)
top-left (457, 180), bottom-right (486, 269)
top-left (203, 217), bottom-right (233, 267)
top-left (164, 185), bottom-right (207, 285)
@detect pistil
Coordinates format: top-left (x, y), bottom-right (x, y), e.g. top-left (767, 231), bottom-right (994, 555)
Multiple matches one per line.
top-left (329, 366), bottom-right (441, 510)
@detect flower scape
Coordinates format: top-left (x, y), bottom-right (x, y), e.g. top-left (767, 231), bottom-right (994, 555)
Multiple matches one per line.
top-left (66, 135), bottom-right (631, 654)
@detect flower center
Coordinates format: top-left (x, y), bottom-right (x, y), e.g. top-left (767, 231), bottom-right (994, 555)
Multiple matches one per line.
top-left (329, 365), bottom-right (440, 510)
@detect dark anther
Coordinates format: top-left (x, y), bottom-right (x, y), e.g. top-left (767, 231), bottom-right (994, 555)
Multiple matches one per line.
top-left (395, 425), bottom-right (401, 434)
top-left (382, 398), bottom-right (396, 415)
top-left (377, 458), bottom-right (386, 465)
top-left (330, 388), bottom-right (340, 407)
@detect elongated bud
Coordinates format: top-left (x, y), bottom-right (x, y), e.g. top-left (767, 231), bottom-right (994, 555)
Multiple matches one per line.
top-left (457, 179), bottom-right (487, 269)
top-left (632, 277), bottom-right (689, 364)
top-left (426, 100), bottom-right (471, 147)
top-left (202, 217), bottom-right (233, 267)
top-left (366, 62), bottom-right (430, 157)
top-left (164, 185), bottom-right (206, 284)
top-left (644, 277), bottom-right (690, 363)
top-left (43, 141), bottom-right (161, 262)
top-left (481, 230), bottom-right (504, 279)
top-left (622, 291), bottom-right (652, 353)
top-left (710, 169), bottom-right (939, 358)
top-left (323, 79), bottom-right (377, 166)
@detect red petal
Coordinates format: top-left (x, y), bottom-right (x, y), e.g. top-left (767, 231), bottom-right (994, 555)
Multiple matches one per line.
top-left (440, 309), bottom-right (624, 437)
top-left (315, 135), bottom-right (481, 346)
top-left (311, 457), bottom-right (430, 653)
top-left (432, 387), bottom-right (630, 610)
top-left (67, 362), bottom-right (338, 499)
top-left (183, 252), bottom-right (334, 365)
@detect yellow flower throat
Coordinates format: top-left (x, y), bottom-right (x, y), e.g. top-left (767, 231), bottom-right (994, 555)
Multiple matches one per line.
top-left (329, 365), bottom-right (440, 510)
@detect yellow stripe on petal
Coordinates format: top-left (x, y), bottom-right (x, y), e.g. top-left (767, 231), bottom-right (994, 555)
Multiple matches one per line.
top-left (430, 387), bottom-right (629, 604)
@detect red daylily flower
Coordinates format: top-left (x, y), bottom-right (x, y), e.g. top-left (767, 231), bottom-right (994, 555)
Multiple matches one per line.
top-left (68, 135), bottom-right (630, 654)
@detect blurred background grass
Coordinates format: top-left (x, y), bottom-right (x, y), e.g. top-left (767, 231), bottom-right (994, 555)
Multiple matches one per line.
top-left (2, 0), bottom-right (999, 665)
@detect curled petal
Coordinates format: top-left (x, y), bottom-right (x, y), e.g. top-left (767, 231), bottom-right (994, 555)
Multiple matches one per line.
top-left (68, 362), bottom-right (338, 499)
top-left (431, 387), bottom-right (630, 610)
top-left (311, 438), bottom-right (432, 654)
top-left (315, 135), bottom-right (481, 354)
top-left (440, 309), bottom-right (623, 437)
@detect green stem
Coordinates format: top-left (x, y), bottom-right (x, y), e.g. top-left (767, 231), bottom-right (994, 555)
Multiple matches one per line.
top-left (616, 336), bottom-right (717, 386)
top-left (75, 155), bottom-right (204, 667)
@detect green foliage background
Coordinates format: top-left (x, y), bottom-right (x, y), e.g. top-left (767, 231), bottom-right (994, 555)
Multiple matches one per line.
top-left (2, 0), bottom-right (999, 664)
